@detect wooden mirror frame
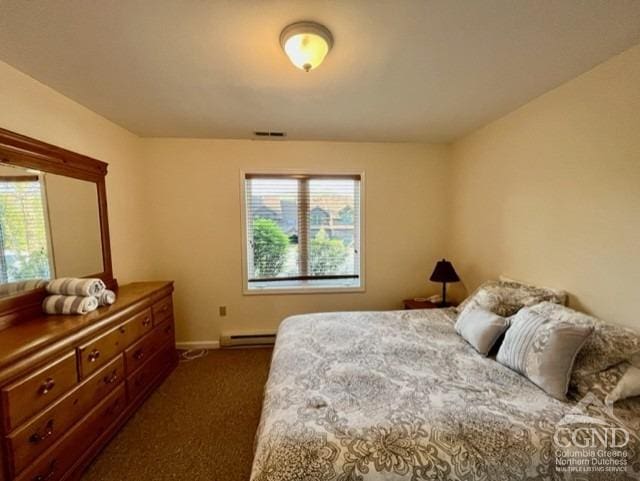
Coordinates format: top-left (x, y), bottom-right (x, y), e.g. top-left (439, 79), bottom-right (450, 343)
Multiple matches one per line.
top-left (0, 128), bottom-right (116, 328)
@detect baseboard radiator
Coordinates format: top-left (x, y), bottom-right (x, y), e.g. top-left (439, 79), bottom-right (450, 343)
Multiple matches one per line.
top-left (219, 331), bottom-right (277, 348)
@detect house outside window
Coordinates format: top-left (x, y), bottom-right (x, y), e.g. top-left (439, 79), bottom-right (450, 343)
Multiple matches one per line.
top-left (242, 172), bottom-right (364, 293)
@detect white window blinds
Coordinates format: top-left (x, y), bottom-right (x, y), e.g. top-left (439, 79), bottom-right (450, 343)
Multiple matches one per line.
top-left (244, 174), bottom-right (361, 290)
top-left (0, 176), bottom-right (52, 283)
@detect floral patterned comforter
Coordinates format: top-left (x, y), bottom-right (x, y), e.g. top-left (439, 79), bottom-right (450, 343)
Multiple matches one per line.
top-left (250, 309), bottom-right (640, 481)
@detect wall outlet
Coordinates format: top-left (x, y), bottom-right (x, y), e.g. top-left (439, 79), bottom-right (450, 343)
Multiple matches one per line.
top-left (219, 306), bottom-right (227, 317)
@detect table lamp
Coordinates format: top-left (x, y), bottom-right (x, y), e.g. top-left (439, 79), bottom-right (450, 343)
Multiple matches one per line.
top-left (429, 259), bottom-right (460, 307)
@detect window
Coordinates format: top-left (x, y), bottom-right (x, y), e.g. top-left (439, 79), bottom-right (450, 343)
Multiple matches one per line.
top-left (243, 173), bottom-right (363, 293)
top-left (0, 176), bottom-right (52, 283)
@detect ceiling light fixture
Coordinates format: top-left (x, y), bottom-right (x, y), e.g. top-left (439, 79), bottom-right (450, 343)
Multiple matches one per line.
top-left (280, 21), bottom-right (333, 72)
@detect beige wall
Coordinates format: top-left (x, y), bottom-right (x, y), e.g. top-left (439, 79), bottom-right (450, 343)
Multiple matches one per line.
top-left (0, 165), bottom-right (33, 177)
top-left (139, 139), bottom-right (450, 343)
top-left (2, 41), bottom-right (638, 341)
top-left (448, 44), bottom-right (640, 328)
top-left (0, 59), bottom-right (450, 344)
top-left (0, 59), bottom-right (151, 282)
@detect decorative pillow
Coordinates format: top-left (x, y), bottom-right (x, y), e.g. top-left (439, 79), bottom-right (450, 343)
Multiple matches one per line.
top-left (570, 355), bottom-right (640, 404)
top-left (609, 365), bottom-right (640, 403)
top-left (527, 302), bottom-right (640, 377)
top-left (454, 307), bottom-right (509, 356)
top-left (570, 362), bottom-right (627, 400)
top-left (497, 307), bottom-right (593, 400)
top-left (457, 280), bottom-right (567, 319)
top-left (498, 275), bottom-right (568, 305)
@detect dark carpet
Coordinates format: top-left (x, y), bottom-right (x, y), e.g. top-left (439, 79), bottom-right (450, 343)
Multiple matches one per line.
top-left (82, 347), bottom-right (273, 481)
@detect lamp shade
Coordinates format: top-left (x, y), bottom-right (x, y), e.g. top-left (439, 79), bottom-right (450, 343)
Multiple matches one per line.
top-left (429, 259), bottom-right (460, 283)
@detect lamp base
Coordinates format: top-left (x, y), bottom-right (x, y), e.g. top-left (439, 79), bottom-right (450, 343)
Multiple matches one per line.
top-left (440, 282), bottom-right (448, 308)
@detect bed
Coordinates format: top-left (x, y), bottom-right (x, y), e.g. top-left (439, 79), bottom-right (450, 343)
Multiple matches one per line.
top-left (250, 308), bottom-right (640, 480)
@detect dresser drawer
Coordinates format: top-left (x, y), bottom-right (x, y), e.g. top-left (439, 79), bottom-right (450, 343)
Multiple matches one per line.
top-left (6, 355), bottom-right (124, 476)
top-left (1, 352), bottom-right (77, 433)
top-left (124, 329), bottom-right (162, 375)
top-left (126, 346), bottom-right (173, 403)
top-left (123, 307), bottom-right (153, 345)
top-left (152, 296), bottom-right (173, 325)
top-left (15, 385), bottom-right (126, 481)
top-left (156, 317), bottom-right (175, 347)
top-left (77, 308), bottom-right (152, 378)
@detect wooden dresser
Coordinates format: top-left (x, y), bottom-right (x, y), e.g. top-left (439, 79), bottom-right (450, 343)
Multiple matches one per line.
top-left (0, 282), bottom-right (177, 481)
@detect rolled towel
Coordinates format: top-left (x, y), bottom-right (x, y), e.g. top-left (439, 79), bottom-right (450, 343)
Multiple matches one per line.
top-left (0, 279), bottom-right (48, 296)
top-left (47, 278), bottom-right (106, 297)
top-left (42, 295), bottom-right (99, 315)
top-left (97, 289), bottom-right (116, 306)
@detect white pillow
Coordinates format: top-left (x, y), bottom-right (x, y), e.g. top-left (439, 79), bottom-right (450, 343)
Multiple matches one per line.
top-left (608, 365), bottom-right (640, 403)
top-left (454, 307), bottom-right (509, 356)
top-left (606, 354), bottom-right (640, 403)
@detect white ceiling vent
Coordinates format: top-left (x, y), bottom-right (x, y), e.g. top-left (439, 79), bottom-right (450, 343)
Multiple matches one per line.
top-left (253, 131), bottom-right (287, 139)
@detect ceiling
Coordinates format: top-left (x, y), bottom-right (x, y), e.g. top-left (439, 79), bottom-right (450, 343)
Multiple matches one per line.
top-left (0, 1), bottom-right (639, 143)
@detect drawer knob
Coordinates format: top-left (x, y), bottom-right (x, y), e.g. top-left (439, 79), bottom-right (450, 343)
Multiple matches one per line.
top-left (88, 349), bottom-right (101, 363)
top-left (164, 325), bottom-right (172, 334)
top-left (39, 378), bottom-right (55, 395)
top-left (33, 459), bottom-right (57, 481)
top-left (133, 349), bottom-right (145, 361)
top-left (104, 371), bottom-right (119, 385)
top-left (29, 419), bottom-right (54, 444)
top-left (119, 326), bottom-right (126, 334)
top-left (142, 317), bottom-right (151, 327)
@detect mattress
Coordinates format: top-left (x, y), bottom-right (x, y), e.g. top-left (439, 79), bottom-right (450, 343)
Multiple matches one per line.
top-left (251, 309), bottom-right (640, 480)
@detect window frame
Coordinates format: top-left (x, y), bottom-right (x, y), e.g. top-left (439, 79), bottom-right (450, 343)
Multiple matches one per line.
top-left (240, 169), bottom-right (366, 295)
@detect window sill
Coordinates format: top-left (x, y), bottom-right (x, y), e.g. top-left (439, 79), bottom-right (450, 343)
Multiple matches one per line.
top-left (244, 279), bottom-right (364, 295)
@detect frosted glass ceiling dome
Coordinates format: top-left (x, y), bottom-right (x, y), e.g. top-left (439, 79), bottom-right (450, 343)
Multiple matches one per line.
top-left (280, 21), bottom-right (334, 72)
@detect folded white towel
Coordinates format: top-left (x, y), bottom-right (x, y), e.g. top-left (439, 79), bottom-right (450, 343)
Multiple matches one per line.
top-left (97, 289), bottom-right (116, 306)
top-left (42, 295), bottom-right (99, 315)
top-left (47, 278), bottom-right (106, 297)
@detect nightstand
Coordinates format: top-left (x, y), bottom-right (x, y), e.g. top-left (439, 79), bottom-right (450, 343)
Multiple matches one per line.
top-left (403, 298), bottom-right (439, 310)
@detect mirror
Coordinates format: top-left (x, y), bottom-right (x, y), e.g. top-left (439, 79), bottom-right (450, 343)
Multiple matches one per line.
top-left (0, 163), bottom-right (103, 298)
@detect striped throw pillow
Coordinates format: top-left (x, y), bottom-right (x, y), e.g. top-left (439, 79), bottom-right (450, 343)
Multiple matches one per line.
top-left (497, 307), bottom-right (593, 400)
